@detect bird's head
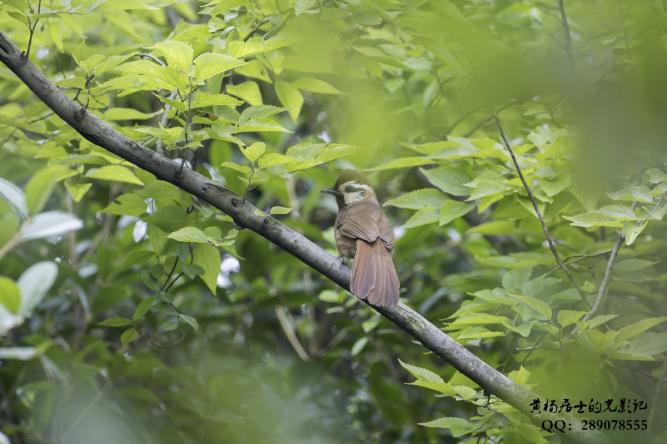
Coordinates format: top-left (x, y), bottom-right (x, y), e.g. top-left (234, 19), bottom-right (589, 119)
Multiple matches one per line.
top-left (322, 171), bottom-right (377, 207)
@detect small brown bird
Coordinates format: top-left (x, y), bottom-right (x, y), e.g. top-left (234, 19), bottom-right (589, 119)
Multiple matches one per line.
top-left (322, 171), bottom-right (400, 308)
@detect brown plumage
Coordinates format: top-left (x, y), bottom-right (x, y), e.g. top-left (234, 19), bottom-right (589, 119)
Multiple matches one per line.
top-left (323, 172), bottom-right (400, 308)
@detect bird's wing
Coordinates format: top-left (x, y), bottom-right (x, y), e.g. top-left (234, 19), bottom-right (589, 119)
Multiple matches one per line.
top-left (377, 212), bottom-right (395, 251)
top-left (338, 202), bottom-right (394, 250)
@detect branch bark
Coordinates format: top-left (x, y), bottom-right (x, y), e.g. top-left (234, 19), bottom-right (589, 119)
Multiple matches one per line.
top-left (0, 31), bottom-right (602, 443)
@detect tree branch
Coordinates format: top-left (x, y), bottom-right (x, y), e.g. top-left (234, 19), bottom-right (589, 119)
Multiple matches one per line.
top-left (582, 233), bottom-right (624, 321)
top-left (0, 31), bottom-right (602, 443)
top-left (494, 115), bottom-right (590, 308)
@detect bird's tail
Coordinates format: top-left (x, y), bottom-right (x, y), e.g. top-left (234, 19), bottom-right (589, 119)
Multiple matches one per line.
top-left (350, 239), bottom-right (400, 308)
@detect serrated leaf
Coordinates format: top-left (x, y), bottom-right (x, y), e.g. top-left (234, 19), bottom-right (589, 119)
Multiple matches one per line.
top-left (194, 52), bottom-right (246, 82)
top-left (191, 92), bottom-right (242, 108)
top-left (563, 212), bottom-right (623, 228)
top-left (85, 165), bottom-right (144, 185)
top-left (102, 108), bottom-right (160, 121)
top-left (227, 81), bottom-right (262, 105)
top-left (557, 310), bottom-right (587, 327)
top-left (616, 317), bottom-right (667, 342)
top-left (607, 185), bottom-right (653, 203)
top-left (419, 417), bottom-right (477, 436)
top-left (154, 41), bottom-right (193, 72)
top-left (368, 157), bottom-right (435, 171)
top-left (275, 81), bottom-right (303, 122)
top-left (439, 200), bottom-right (475, 226)
top-left (168, 227), bottom-right (210, 244)
top-left (241, 142), bottom-right (265, 162)
top-left (239, 105), bottom-right (285, 123)
top-left (292, 77), bottom-right (341, 94)
top-left (420, 166), bottom-right (471, 196)
top-left (403, 208), bottom-right (439, 228)
top-left (385, 189), bottom-right (444, 209)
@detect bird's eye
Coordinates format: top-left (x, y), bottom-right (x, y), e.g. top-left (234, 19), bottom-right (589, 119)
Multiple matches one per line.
top-left (345, 185), bottom-right (355, 193)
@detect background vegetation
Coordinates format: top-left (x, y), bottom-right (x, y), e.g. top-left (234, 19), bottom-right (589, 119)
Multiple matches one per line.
top-left (0, 0), bottom-right (666, 443)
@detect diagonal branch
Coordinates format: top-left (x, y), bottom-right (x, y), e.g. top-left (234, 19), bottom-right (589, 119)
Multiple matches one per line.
top-left (494, 116), bottom-right (590, 308)
top-left (0, 31), bottom-right (602, 444)
top-left (582, 233), bottom-right (624, 321)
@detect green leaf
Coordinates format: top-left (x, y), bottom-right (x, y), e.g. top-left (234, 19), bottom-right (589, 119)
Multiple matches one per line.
top-left (403, 208), bottom-right (439, 228)
top-left (275, 81), bottom-right (303, 122)
top-left (241, 142), bottom-right (265, 162)
top-left (351, 337), bottom-right (368, 356)
top-left (439, 200), bottom-right (475, 226)
top-left (563, 212), bottom-right (623, 228)
top-left (180, 313), bottom-right (199, 331)
top-left (269, 206), bottom-right (292, 215)
top-left (168, 227), bottom-right (211, 244)
top-left (0, 177), bottom-right (27, 218)
top-left (318, 290), bottom-right (346, 303)
top-left (20, 212), bottom-right (83, 241)
top-left (17, 261), bottom-right (57, 317)
top-left (419, 417), bottom-right (477, 437)
top-left (557, 310), bottom-right (587, 327)
top-left (154, 41), bottom-right (194, 72)
top-left (25, 165), bottom-right (74, 214)
top-left (507, 293), bottom-right (552, 320)
top-left (133, 296), bottom-right (156, 321)
top-left (103, 193), bottom-right (147, 217)
top-left (0, 347), bottom-right (39, 360)
top-left (368, 157), bottom-right (434, 171)
top-left (190, 92), bottom-right (242, 108)
top-left (85, 165), bottom-right (144, 185)
top-left (121, 328), bottom-right (139, 346)
top-left (64, 180), bottom-right (92, 203)
top-left (607, 185), bottom-right (653, 203)
top-left (193, 243), bottom-right (220, 293)
top-left (0, 277), bottom-right (21, 314)
top-left (616, 317), bottom-right (667, 342)
top-left (239, 105), bottom-right (285, 123)
top-left (420, 166), bottom-right (471, 196)
top-left (292, 77), bottom-right (341, 94)
top-left (501, 268), bottom-right (532, 291)
top-left (385, 188), bottom-right (444, 209)
top-left (99, 316), bottom-right (132, 327)
top-left (623, 220), bottom-right (648, 246)
top-left (193, 52), bottom-right (246, 82)
top-left (227, 81), bottom-right (263, 106)
top-left (102, 108), bottom-right (160, 121)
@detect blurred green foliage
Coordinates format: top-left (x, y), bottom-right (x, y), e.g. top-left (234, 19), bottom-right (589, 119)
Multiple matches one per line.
top-left (1, 0), bottom-right (666, 443)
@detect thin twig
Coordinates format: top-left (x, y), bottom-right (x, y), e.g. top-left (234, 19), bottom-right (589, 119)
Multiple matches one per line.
top-left (582, 233), bottom-right (624, 321)
top-left (494, 115), bottom-right (590, 307)
top-left (274, 306), bottom-right (310, 361)
top-left (25, 0), bottom-right (43, 60)
top-left (557, 0), bottom-right (574, 69)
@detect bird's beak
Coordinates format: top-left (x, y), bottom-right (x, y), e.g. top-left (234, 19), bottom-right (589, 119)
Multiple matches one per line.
top-left (321, 188), bottom-right (342, 197)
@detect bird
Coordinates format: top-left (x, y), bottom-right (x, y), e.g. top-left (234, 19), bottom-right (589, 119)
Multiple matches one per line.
top-left (322, 171), bottom-right (400, 308)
